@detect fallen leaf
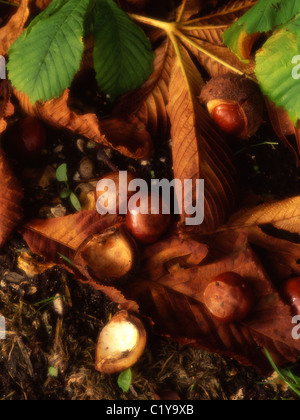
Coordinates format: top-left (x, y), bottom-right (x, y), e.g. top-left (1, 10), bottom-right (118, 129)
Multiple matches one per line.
top-left (17, 251), bottom-right (55, 277)
top-left (167, 43), bottom-right (238, 233)
top-left (179, 0), bottom-right (256, 78)
top-left (0, 80), bottom-right (14, 135)
top-left (22, 211), bottom-right (119, 262)
top-left (14, 89), bottom-right (152, 160)
top-left (265, 99), bottom-right (300, 162)
top-left (0, 0), bottom-right (29, 56)
top-left (223, 196), bottom-right (300, 280)
top-left (114, 39), bottom-right (174, 141)
top-left (140, 235), bottom-right (209, 281)
top-left (0, 147), bottom-right (23, 248)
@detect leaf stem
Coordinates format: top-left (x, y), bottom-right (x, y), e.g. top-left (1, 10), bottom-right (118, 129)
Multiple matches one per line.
top-left (178, 24), bottom-right (230, 31)
top-left (176, 0), bottom-right (187, 23)
top-left (129, 14), bottom-right (175, 33)
top-left (130, 13), bottom-right (255, 81)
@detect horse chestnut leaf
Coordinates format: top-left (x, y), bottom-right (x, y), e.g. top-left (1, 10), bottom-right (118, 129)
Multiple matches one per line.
top-left (204, 272), bottom-right (254, 324)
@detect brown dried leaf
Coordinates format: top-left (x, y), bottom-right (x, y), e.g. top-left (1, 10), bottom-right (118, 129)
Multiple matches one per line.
top-left (265, 100), bottom-right (300, 161)
top-left (222, 196), bottom-right (300, 280)
top-left (0, 0), bottom-right (29, 56)
top-left (140, 235), bottom-right (209, 281)
top-left (182, 0), bottom-right (257, 45)
top-left (179, 0), bottom-right (257, 78)
top-left (14, 89), bottom-right (152, 160)
top-left (22, 211), bottom-right (118, 262)
top-left (167, 43), bottom-right (237, 233)
top-left (121, 237), bottom-right (300, 373)
top-left (114, 40), bottom-right (174, 141)
top-left (0, 81), bottom-right (14, 135)
top-left (0, 147), bottom-right (23, 248)
top-left (17, 251), bottom-right (55, 277)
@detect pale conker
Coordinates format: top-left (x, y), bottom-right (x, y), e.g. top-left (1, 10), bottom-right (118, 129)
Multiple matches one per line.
top-left (204, 272), bottom-right (254, 324)
top-left (126, 193), bottom-right (171, 244)
top-left (78, 226), bottom-right (139, 283)
top-left (95, 311), bottom-right (147, 374)
top-left (281, 277), bottom-right (300, 316)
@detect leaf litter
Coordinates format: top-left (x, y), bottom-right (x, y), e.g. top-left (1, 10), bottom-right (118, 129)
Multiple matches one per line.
top-left (0, 0), bottom-right (300, 400)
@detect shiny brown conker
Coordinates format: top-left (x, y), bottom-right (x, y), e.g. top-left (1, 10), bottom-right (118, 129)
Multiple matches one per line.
top-left (281, 277), bottom-right (300, 316)
top-left (95, 171), bottom-right (136, 214)
top-left (211, 102), bottom-right (246, 137)
top-left (204, 272), bottom-right (254, 324)
top-left (126, 193), bottom-right (171, 244)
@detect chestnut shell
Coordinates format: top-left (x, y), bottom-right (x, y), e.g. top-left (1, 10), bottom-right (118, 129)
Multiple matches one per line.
top-left (199, 73), bottom-right (264, 139)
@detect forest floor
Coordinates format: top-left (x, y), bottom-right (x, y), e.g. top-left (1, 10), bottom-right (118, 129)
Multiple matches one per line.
top-left (0, 110), bottom-right (299, 400)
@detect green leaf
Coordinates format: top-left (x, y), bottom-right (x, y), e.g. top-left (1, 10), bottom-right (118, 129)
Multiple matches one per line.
top-left (84, 0), bottom-right (96, 37)
top-left (93, 0), bottom-right (154, 101)
top-left (117, 368), bottom-right (132, 393)
top-left (48, 367), bottom-right (58, 377)
top-left (264, 348), bottom-right (300, 397)
top-left (56, 163), bottom-right (68, 182)
top-left (70, 192), bottom-right (82, 211)
top-left (60, 188), bottom-right (71, 199)
top-left (8, 0), bottom-right (90, 104)
top-left (57, 252), bottom-right (77, 269)
top-left (255, 15), bottom-right (300, 125)
top-left (223, 0), bottom-right (300, 59)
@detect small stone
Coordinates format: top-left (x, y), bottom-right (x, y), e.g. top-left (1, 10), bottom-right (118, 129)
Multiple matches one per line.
top-left (79, 157), bottom-right (94, 179)
top-left (50, 204), bottom-right (67, 218)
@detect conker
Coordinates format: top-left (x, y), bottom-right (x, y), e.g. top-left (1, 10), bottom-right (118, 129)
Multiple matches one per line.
top-left (281, 277), bottom-right (300, 316)
top-left (126, 193), bottom-right (171, 244)
top-left (95, 310), bottom-right (147, 374)
top-left (204, 272), bottom-right (254, 324)
top-left (78, 226), bottom-right (139, 283)
top-left (211, 101), bottom-right (246, 137)
top-left (199, 73), bottom-right (264, 139)
top-left (96, 171), bottom-right (136, 215)
top-left (9, 117), bottom-right (46, 159)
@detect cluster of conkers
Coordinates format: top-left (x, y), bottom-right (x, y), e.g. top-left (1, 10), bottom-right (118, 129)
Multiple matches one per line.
top-left (77, 171), bottom-right (172, 284)
top-left (199, 73), bottom-right (264, 140)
